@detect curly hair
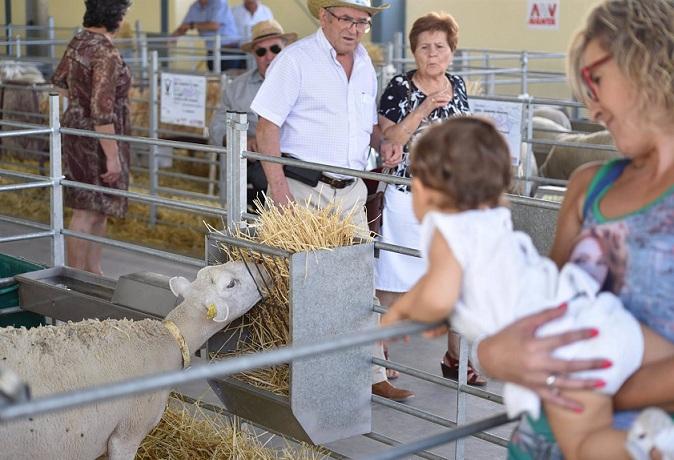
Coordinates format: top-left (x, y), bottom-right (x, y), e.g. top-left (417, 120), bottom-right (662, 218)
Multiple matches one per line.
top-left (410, 117), bottom-right (511, 211)
top-left (409, 12), bottom-right (459, 52)
top-left (567, 0), bottom-right (674, 122)
top-left (83, 0), bottom-right (131, 32)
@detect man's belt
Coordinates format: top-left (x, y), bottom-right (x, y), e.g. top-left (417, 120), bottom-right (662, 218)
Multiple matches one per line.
top-left (319, 174), bottom-right (355, 189)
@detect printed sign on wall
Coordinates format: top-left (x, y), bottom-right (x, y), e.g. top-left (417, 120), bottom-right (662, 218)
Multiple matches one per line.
top-left (527, 0), bottom-right (560, 30)
top-left (471, 100), bottom-right (524, 166)
top-left (160, 73), bottom-right (206, 128)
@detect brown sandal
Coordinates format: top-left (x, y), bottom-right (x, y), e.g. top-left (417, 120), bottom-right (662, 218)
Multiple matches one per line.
top-left (440, 352), bottom-right (487, 386)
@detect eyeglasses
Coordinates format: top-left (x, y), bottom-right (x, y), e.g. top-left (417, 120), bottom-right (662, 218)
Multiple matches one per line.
top-left (254, 44), bottom-right (282, 57)
top-left (580, 54), bottom-right (612, 102)
top-left (325, 8), bottom-right (372, 33)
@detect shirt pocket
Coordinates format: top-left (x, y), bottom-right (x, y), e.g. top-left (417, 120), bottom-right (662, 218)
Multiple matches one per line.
top-left (358, 93), bottom-right (375, 134)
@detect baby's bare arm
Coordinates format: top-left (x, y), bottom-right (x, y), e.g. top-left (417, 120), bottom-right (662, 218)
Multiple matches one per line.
top-left (382, 230), bottom-right (461, 325)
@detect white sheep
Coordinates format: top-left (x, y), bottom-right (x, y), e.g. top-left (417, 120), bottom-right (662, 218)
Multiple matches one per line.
top-left (0, 260), bottom-right (268, 460)
top-left (539, 130), bottom-right (617, 180)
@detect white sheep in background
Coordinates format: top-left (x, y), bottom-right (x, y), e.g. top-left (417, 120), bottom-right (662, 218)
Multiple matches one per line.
top-left (0, 261), bottom-right (268, 460)
top-left (539, 130), bottom-right (617, 180)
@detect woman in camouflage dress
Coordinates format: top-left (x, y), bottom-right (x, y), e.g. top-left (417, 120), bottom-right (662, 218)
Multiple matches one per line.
top-left (52, 0), bottom-right (132, 275)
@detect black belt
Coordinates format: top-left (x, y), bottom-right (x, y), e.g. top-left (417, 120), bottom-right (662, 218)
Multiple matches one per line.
top-left (319, 174), bottom-right (355, 189)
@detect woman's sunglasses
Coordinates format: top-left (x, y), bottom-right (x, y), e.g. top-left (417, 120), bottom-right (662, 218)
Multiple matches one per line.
top-left (255, 44), bottom-right (282, 57)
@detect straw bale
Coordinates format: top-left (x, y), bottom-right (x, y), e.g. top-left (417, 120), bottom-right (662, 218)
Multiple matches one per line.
top-left (136, 395), bottom-right (329, 459)
top-left (210, 200), bottom-right (371, 396)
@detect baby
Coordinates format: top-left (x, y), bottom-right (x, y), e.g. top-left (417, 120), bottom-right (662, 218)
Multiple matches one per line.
top-left (381, 117), bottom-right (674, 460)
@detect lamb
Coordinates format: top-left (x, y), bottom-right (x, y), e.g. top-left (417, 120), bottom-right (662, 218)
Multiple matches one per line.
top-left (0, 260), bottom-right (268, 460)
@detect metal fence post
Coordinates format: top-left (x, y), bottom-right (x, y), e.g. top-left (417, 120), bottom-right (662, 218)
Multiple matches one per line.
top-left (225, 112), bottom-right (247, 231)
top-left (49, 93), bottom-right (65, 267)
top-left (15, 35), bottom-right (21, 59)
top-left (213, 34), bottom-right (222, 74)
top-left (454, 335), bottom-right (468, 460)
top-left (6, 24), bottom-right (12, 56)
top-left (48, 16), bottom-right (56, 64)
top-left (522, 95), bottom-right (535, 197)
top-left (520, 51), bottom-right (529, 96)
top-left (148, 51), bottom-right (159, 227)
top-left (393, 31), bottom-right (404, 74)
top-left (139, 34), bottom-right (148, 90)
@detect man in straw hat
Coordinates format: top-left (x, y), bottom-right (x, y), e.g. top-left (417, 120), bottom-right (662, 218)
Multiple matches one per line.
top-left (251, 0), bottom-right (413, 402)
top-left (209, 20), bottom-right (297, 209)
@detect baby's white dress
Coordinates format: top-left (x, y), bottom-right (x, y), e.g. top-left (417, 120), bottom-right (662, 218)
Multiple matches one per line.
top-left (419, 207), bottom-right (644, 418)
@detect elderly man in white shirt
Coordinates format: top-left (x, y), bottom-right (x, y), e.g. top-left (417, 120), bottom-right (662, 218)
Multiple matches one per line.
top-left (232, 0), bottom-right (274, 44)
top-left (251, 0), bottom-right (411, 402)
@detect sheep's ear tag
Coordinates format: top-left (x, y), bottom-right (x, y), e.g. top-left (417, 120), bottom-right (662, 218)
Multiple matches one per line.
top-left (169, 276), bottom-right (191, 298)
top-left (206, 303), bottom-right (217, 320)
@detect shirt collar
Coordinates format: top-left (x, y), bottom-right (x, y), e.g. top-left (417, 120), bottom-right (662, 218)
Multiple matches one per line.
top-left (315, 27), bottom-right (367, 65)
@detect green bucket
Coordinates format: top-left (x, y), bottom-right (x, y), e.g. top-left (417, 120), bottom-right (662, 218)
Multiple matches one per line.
top-left (0, 253), bottom-right (46, 328)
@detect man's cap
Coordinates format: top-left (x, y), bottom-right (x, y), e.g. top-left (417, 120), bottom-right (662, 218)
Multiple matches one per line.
top-left (240, 19), bottom-right (298, 53)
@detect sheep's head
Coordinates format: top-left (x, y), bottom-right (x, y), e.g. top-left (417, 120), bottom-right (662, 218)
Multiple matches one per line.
top-left (169, 261), bottom-right (270, 323)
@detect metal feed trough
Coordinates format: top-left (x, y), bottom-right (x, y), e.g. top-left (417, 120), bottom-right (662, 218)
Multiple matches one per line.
top-left (15, 267), bottom-right (179, 322)
top-left (206, 234), bottom-right (376, 445)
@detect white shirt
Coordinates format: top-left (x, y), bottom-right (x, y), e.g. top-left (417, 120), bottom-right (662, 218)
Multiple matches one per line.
top-left (251, 28), bottom-right (378, 177)
top-left (231, 3), bottom-right (274, 44)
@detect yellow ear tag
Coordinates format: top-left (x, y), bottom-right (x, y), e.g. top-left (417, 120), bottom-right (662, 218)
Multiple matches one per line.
top-left (207, 303), bottom-right (217, 320)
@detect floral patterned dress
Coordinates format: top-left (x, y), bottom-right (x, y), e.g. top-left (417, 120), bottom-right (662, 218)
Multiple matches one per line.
top-left (52, 30), bottom-right (131, 218)
top-left (378, 70), bottom-right (470, 192)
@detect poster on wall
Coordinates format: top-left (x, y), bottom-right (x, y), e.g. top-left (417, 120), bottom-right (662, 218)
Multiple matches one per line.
top-left (527, 0), bottom-right (560, 30)
top-left (160, 73), bottom-right (206, 128)
top-left (471, 100), bottom-right (524, 166)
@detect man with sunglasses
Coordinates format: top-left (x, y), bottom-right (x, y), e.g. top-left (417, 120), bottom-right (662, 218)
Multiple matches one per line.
top-left (251, 0), bottom-right (413, 402)
top-left (209, 20), bottom-right (296, 210)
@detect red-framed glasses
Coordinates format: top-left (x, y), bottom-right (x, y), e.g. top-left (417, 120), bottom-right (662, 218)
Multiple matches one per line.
top-left (580, 54), bottom-right (612, 102)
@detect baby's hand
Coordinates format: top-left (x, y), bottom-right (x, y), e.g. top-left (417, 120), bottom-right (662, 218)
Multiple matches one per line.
top-left (381, 309), bottom-right (404, 326)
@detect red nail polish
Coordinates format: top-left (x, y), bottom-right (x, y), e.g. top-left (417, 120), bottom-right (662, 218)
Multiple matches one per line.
top-left (558, 302), bottom-right (568, 311)
top-left (601, 360), bottom-right (613, 369)
top-left (573, 406), bottom-right (584, 414)
top-left (588, 328), bottom-right (600, 338)
top-left (594, 380), bottom-right (606, 389)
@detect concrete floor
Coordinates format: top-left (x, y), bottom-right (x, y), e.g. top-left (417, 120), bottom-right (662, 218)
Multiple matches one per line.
top-left (1, 220), bottom-right (513, 459)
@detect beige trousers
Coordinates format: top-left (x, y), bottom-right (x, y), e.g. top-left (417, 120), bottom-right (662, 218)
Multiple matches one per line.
top-left (285, 177), bottom-right (387, 384)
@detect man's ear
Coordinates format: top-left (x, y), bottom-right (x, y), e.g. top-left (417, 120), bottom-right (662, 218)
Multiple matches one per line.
top-left (169, 276), bottom-right (192, 298)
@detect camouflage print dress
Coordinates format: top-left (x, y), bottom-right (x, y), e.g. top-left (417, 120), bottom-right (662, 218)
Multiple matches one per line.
top-left (51, 30), bottom-right (131, 218)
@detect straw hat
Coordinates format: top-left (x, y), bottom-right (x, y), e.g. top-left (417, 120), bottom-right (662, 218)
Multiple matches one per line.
top-left (307, 0), bottom-right (390, 19)
top-left (240, 20), bottom-right (298, 53)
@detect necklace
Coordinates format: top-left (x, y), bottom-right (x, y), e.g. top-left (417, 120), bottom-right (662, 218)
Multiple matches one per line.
top-left (412, 73), bottom-right (450, 96)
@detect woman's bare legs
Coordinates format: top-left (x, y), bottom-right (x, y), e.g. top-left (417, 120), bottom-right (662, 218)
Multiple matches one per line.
top-left (67, 209), bottom-right (106, 275)
top-left (377, 290), bottom-right (404, 379)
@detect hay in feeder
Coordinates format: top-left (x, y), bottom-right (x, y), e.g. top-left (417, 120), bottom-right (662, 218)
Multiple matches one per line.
top-left (209, 199), bottom-right (371, 396)
top-left (136, 395), bottom-right (329, 460)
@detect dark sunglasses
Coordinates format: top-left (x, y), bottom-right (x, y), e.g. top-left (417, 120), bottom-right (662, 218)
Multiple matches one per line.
top-left (255, 44), bottom-right (282, 57)
top-left (580, 54), bottom-right (612, 102)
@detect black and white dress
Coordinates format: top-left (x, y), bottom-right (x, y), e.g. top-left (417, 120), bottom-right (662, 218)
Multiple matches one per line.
top-left (375, 71), bottom-right (471, 292)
